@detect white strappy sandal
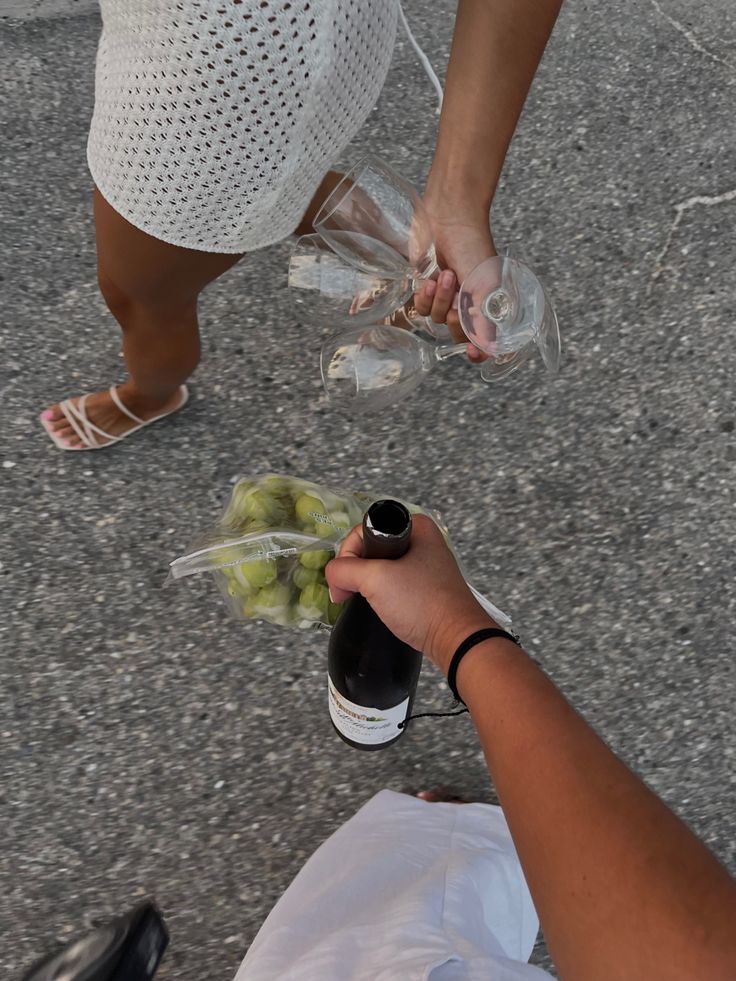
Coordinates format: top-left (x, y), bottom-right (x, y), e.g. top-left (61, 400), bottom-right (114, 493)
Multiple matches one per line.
top-left (40, 385), bottom-right (189, 451)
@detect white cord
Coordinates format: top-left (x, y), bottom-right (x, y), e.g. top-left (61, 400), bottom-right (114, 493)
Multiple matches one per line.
top-left (468, 584), bottom-right (514, 631)
top-left (398, 3), bottom-right (444, 114)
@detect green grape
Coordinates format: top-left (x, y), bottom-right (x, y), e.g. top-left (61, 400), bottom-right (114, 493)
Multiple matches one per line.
top-left (255, 489), bottom-right (289, 523)
top-left (299, 548), bottom-right (332, 570)
top-left (252, 581), bottom-right (292, 619)
top-left (330, 510), bottom-right (352, 532)
top-left (222, 506), bottom-right (245, 530)
top-left (318, 490), bottom-right (350, 516)
top-left (327, 601), bottom-right (344, 626)
top-left (243, 594), bottom-right (258, 618)
top-left (230, 483), bottom-right (288, 525)
top-left (232, 481), bottom-right (258, 500)
top-left (229, 480), bottom-right (258, 514)
top-left (296, 582), bottom-right (330, 621)
top-left (229, 570), bottom-right (255, 596)
top-left (322, 490), bottom-right (347, 511)
top-left (291, 564), bottom-right (322, 590)
top-left (295, 493), bottom-right (328, 527)
top-left (260, 477), bottom-right (297, 516)
top-left (313, 519), bottom-right (337, 540)
top-left (234, 557), bottom-right (277, 589)
top-left (242, 520), bottom-right (270, 536)
top-left (260, 475), bottom-right (295, 496)
top-left (285, 479), bottom-right (309, 502)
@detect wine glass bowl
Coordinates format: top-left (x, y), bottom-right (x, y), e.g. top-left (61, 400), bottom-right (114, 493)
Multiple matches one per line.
top-left (314, 157), bottom-right (438, 281)
top-left (320, 323), bottom-right (466, 413)
top-left (288, 234), bottom-right (408, 327)
top-left (459, 255), bottom-right (561, 379)
top-left (536, 286), bottom-right (562, 373)
top-left (288, 234), bottom-right (448, 338)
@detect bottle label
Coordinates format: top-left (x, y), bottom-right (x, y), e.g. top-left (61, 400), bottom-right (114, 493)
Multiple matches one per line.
top-left (327, 676), bottom-right (409, 745)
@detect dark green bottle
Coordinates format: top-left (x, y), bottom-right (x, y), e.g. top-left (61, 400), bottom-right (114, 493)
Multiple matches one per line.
top-left (327, 499), bottom-right (422, 750)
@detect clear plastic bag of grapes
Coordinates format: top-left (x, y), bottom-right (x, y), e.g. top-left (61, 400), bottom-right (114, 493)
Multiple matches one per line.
top-left (167, 472), bottom-right (512, 632)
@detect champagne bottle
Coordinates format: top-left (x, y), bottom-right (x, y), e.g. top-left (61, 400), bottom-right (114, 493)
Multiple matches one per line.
top-left (327, 499), bottom-right (422, 750)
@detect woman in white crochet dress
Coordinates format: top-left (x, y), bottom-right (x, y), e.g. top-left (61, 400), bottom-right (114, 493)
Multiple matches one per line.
top-left (41, 0), bottom-right (562, 450)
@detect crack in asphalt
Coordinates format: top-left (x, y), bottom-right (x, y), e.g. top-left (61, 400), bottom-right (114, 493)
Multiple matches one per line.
top-left (648, 187), bottom-right (736, 290)
top-left (649, 0), bottom-right (736, 74)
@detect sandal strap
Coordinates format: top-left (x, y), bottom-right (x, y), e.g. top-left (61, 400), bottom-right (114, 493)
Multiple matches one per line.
top-left (76, 394), bottom-right (100, 448)
top-left (59, 399), bottom-right (93, 447)
top-left (109, 386), bottom-right (146, 426)
top-left (52, 386), bottom-right (188, 451)
top-left (61, 396), bottom-right (121, 448)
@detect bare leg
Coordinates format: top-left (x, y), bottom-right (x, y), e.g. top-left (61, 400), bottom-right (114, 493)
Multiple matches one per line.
top-left (42, 189), bottom-right (244, 447)
top-left (42, 174), bottom-right (343, 448)
top-left (293, 170), bottom-right (346, 237)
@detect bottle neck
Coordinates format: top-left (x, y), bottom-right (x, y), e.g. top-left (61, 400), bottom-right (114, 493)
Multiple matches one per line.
top-left (363, 500), bottom-right (412, 560)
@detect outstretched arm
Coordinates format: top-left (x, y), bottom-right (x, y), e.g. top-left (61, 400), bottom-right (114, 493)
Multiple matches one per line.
top-left (416, 0), bottom-right (563, 341)
top-left (326, 517), bottom-right (736, 981)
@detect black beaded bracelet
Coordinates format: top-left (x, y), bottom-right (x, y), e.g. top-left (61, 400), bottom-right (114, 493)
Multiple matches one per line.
top-left (447, 628), bottom-right (521, 704)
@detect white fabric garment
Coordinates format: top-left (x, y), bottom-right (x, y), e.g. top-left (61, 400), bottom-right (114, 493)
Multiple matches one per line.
top-left (88, 0), bottom-right (399, 253)
top-left (235, 790), bottom-right (553, 980)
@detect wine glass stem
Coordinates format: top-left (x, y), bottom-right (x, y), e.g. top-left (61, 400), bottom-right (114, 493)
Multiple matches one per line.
top-left (482, 288), bottom-right (512, 322)
top-left (434, 343), bottom-right (468, 362)
top-left (411, 257), bottom-right (441, 292)
top-left (425, 257), bottom-right (441, 280)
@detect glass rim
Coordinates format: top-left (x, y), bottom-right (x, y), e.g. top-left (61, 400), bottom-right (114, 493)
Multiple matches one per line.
top-left (313, 155), bottom-right (380, 229)
top-left (289, 232), bottom-right (328, 265)
top-left (291, 232), bottom-right (321, 251)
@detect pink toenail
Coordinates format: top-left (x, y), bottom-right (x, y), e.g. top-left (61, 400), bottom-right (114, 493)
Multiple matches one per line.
top-left (42, 409), bottom-right (54, 420)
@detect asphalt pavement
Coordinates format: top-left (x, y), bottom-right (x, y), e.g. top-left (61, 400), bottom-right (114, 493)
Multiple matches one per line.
top-left (1, 1), bottom-right (734, 977)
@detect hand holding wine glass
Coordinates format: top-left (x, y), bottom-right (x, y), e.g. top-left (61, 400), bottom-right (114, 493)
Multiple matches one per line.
top-left (412, 205), bottom-right (499, 363)
top-left (313, 157), bottom-right (561, 384)
top-left (288, 234), bottom-right (446, 339)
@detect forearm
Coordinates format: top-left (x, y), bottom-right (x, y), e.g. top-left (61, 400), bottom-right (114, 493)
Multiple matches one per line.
top-left (447, 635), bottom-right (736, 979)
top-left (430, 0), bottom-right (563, 210)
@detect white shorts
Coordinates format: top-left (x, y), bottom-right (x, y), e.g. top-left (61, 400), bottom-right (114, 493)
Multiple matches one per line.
top-left (234, 789), bottom-right (551, 980)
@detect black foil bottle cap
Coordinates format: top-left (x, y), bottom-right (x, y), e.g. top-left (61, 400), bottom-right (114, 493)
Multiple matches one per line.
top-left (363, 500), bottom-right (412, 560)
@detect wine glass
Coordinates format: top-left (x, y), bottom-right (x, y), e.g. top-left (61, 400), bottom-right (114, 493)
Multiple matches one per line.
top-left (462, 255), bottom-right (561, 380)
top-left (314, 157), bottom-right (438, 282)
top-left (320, 323), bottom-right (467, 412)
top-left (288, 234), bottom-right (449, 341)
top-left (314, 156), bottom-right (561, 378)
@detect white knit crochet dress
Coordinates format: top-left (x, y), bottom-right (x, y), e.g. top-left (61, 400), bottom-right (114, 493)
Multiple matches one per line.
top-left (88, 0), bottom-right (399, 253)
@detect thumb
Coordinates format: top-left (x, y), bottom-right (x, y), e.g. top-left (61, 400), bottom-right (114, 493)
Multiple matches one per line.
top-left (325, 555), bottom-right (372, 605)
